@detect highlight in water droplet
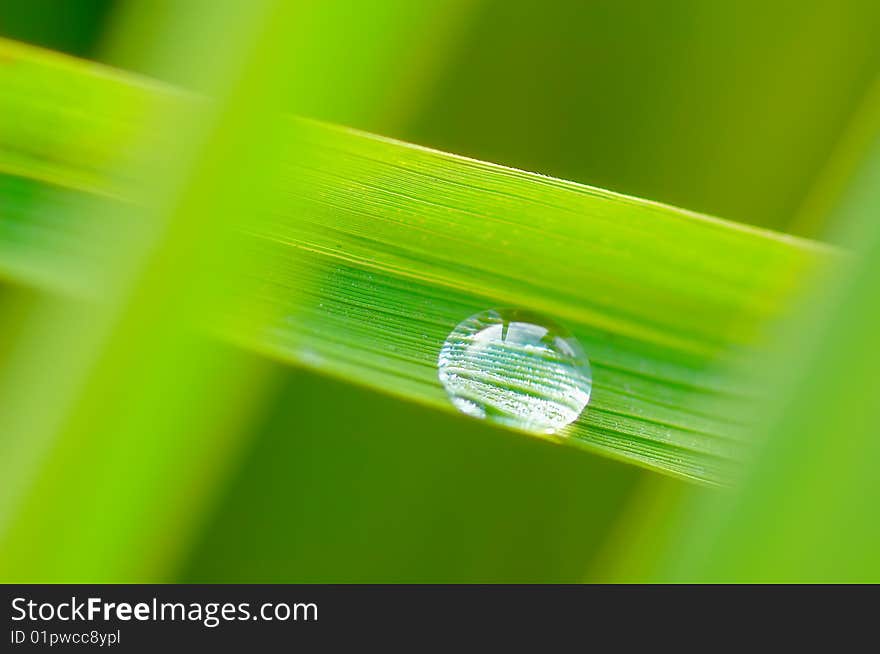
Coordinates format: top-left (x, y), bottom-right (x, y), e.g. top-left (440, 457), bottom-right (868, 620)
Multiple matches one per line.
top-left (437, 309), bottom-right (592, 434)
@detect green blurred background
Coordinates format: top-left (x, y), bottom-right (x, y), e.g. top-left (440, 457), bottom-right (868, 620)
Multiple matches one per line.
top-left (1, 0), bottom-right (878, 582)
top-left (7, 0), bottom-right (879, 233)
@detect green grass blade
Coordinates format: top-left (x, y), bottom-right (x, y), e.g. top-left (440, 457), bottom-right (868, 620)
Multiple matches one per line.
top-left (0, 0), bottom-right (449, 581)
top-left (0, 0), bottom-right (294, 581)
top-left (606, 99), bottom-right (880, 582)
top-left (655, 113), bottom-right (880, 583)
top-left (0, 39), bottom-right (837, 485)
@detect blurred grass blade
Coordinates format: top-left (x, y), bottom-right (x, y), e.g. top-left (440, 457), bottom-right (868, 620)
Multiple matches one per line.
top-left (604, 115), bottom-right (880, 583)
top-left (791, 76), bottom-right (880, 242)
top-left (650, 110), bottom-right (880, 582)
top-left (661, 240), bottom-right (880, 581)
top-left (0, 38), bottom-right (837, 486)
top-left (0, 0), bottom-right (291, 582)
top-left (0, 0), bottom-right (449, 582)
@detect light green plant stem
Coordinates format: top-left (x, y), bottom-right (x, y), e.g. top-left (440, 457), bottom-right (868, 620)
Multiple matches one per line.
top-left (0, 0), bottom-right (295, 582)
top-left (606, 104), bottom-right (880, 583)
top-left (0, 0), bottom-right (461, 581)
top-left (0, 38), bottom-right (836, 488)
top-left (791, 76), bottom-right (880, 241)
top-left (652, 120), bottom-right (880, 583)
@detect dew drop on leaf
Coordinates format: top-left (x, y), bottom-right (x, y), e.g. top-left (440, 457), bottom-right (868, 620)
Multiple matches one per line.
top-left (437, 309), bottom-right (592, 434)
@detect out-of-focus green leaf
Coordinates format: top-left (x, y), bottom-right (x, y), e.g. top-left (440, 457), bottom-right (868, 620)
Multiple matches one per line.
top-left (657, 123), bottom-right (880, 582)
top-left (0, 0), bottom-right (456, 582)
top-left (0, 0), bottom-right (291, 582)
top-left (792, 77), bottom-right (880, 243)
top-left (605, 112), bottom-right (880, 583)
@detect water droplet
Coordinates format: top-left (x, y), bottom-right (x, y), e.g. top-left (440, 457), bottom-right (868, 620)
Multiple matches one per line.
top-left (437, 309), bottom-right (592, 434)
